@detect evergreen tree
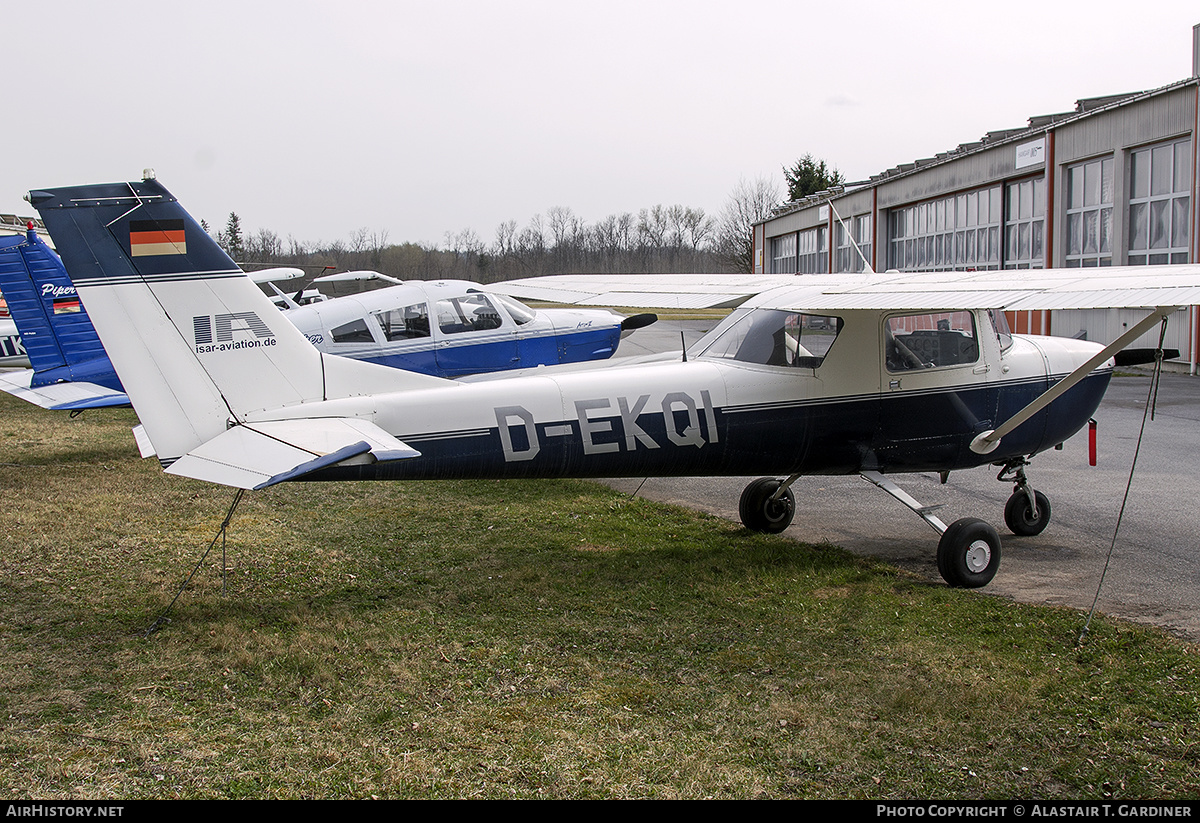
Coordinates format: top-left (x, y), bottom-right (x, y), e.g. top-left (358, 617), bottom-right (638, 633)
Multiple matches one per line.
top-left (783, 154), bottom-right (845, 201)
top-left (218, 212), bottom-right (245, 261)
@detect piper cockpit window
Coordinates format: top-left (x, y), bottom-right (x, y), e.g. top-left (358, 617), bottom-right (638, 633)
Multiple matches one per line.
top-left (437, 294), bottom-right (504, 334)
top-left (699, 310), bottom-right (843, 368)
top-left (491, 293), bottom-right (537, 326)
top-left (331, 318), bottom-right (375, 344)
top-left (375, 303), bottom-right (431, 341)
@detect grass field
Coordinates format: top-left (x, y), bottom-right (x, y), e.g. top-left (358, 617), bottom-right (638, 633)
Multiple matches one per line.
top-left (0, 393), bottom-right (1196, 799)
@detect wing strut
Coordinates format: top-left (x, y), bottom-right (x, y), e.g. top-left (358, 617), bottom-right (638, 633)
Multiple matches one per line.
top-left (970, 306), bottom-right (1176, 455)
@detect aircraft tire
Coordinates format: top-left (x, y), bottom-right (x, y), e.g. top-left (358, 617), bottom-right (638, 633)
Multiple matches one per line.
top-left (738, 478), bottom-right (796, 534)
top-left (1004, 490), bottom-right (1051, 536)
top-left (937, 518), bottom-right (1001, 588)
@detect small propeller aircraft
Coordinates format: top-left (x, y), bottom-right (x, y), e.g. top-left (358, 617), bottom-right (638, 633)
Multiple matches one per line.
top-left (273, 272), bottom-right (655, 378)
top-left (28, 176), bottom-right (1200, 589)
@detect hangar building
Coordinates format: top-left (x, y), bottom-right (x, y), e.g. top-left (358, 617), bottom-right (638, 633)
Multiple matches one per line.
top-left (753, 23), bottom-right (1200, 373)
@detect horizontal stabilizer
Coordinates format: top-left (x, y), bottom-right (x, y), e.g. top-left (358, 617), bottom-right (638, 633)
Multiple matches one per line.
top-left (164, 418), bottom-right (420, 490)
top-left (0, 370), bottom-right (129, 410)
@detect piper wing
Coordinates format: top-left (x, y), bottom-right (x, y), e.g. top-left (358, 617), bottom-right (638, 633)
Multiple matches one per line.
top-left (490, 267), bottom-right (1200, 312)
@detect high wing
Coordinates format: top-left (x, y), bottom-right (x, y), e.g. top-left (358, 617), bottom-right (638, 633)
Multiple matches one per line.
top-left (489, 273), bottom-right (802, 309)
top-left (491, 268), bottom-right (1200, 312)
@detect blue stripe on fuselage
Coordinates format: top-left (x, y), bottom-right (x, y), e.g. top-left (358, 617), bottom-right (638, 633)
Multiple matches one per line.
top-left (357, 326), bottom-right (623, 378)
top-left (303, 370), bottom-right (1112, 483)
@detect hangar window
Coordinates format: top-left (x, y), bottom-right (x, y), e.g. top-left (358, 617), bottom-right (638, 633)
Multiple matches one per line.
top-left (700, 310), bottom-right (842, 368)
top-left (1065, 158), bottom-right (1113, 267)
top-left (797, 226), bottom-right (828, 273)
top-left (373, 303), bottom-right (431, 341)
top-left (885, 311), bottom-right (979, 371)
top-left (835, 214), bottom-right (872, 273)
top-left (1004, 176), bottom-right (1045, 269)
top-left (888, 187), bottom-right (1000, 272)
top-left (1128, 138), bottom-right (1191, 265)
top-left (770, 234), bottom-right (797, 273)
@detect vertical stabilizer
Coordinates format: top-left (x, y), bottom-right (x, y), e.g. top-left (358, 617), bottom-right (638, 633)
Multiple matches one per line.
top-left (0, 227), bottom-right (121, 393)
top-left (29, 177), bottom-right (443, 464)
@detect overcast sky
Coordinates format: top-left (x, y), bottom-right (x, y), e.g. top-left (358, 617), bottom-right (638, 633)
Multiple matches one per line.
top-left (4, 1), bottom-right (1198, 248)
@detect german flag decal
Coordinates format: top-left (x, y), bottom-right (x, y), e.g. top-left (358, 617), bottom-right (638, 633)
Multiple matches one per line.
top-left (53, 297), bottom-right (82, 314)
top-left (129, 219), bottom-right (186, 257)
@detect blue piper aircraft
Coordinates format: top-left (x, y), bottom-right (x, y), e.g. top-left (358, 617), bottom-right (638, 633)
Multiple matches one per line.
top-left (0, 226), bottom-right (126, 409)
top-left (0, 222), bottom-right (653, 412)
top-left (28, 176), bottom-right (1200, 589)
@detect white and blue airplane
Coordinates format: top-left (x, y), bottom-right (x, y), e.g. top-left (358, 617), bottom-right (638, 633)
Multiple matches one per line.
top-left (28, 176), bottom-right (1200, 589)
top-left (0, 223), bottom-right (652, 412)
top-left (274, 272), bottom-right (654, 379)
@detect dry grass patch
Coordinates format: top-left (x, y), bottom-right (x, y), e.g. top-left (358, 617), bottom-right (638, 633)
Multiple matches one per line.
top-left (0, 394), bottom-right (1196, 798)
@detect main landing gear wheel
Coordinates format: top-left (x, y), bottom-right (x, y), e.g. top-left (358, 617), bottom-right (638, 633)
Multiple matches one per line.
top-left (739, 477), bottom-right (796, 534)
top-left (1004, 489), bottom-right (1051, 536)
top-left (937, 517), bottom-right (1002, 588)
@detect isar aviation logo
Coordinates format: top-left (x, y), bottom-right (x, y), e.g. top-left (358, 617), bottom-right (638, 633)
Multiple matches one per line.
top-left (192, 312), bottom-right (277, 353)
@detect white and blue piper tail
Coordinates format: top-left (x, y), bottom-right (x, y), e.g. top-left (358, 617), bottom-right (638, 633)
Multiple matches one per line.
top-left (29, 175), bottom-right (448, 489)
top-left (0, 225), bottom-right (129, 410)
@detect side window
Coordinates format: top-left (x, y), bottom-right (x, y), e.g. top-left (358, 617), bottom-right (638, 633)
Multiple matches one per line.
top-left (700, 309), bottom-right (842, 368)
top-left (885, 311), bottom-right (979, 371)
top-left (331, 318), bottom-right (375, 344)
top-left (436, 294), bottom-right (504, 335)
top-left (375, 303), bottom-right (431, 341)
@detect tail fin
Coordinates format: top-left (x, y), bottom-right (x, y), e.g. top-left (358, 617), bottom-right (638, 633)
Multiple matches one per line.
top-left (28, 176), bottom-right (445, 468)
top-left (0, 228), bottom-right (128, 409)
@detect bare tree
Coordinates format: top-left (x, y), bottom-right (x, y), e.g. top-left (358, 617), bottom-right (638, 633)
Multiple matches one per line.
top-left (716, 177), bottom-right (782, 273)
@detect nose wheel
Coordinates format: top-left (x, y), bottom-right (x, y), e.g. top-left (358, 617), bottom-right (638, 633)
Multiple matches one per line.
top-left (998, 459), bottom-right (1052, 536)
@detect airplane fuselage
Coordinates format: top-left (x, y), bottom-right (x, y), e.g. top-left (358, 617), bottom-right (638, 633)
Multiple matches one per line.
top-left (243, 308), bottom-right (1111, 483)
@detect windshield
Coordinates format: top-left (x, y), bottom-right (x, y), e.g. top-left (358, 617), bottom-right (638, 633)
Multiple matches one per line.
top-left (699, 309), bottom-right (842, 368)
top-left (491, 292), bottom-right (537, 326)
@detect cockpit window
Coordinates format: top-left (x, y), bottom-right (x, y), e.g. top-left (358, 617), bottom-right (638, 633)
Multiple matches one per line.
top-left (491, 292), bottom-right (537, 326)
top-left (699, 309), bottom-right (843, 368)
top-left (436, 294), bottom-right (504, 334)
top-left (988, 309), bottom-right (1013, 352)
top-left (374, 303), bottom-right (431, 341)
top-left (331, 318), bottom-right (375, 344)
top-left (885, 311), bottom-right (979, 371)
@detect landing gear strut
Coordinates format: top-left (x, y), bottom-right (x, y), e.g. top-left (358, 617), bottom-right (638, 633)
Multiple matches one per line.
top-left (998, 458), bottom-right (1051, 536)
top-left (860, 471), bottom-right (1002, 589)
top-left (738, 476), bottom-right (798, 534)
